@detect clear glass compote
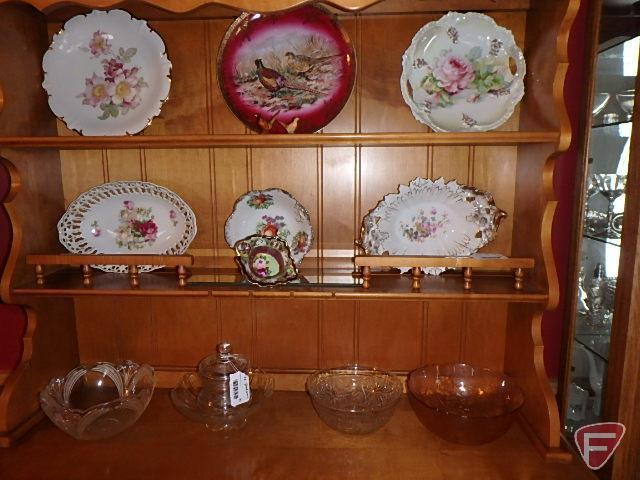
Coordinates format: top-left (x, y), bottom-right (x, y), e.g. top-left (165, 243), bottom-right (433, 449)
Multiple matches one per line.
top-left (591, 174), bottom-right (627, 237)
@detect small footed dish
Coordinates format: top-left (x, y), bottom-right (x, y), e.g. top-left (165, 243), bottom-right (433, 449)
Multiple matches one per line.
top-left (235, 235), bottom-right (298, 286)
top-left (39, 361), bottom-right (155, 440)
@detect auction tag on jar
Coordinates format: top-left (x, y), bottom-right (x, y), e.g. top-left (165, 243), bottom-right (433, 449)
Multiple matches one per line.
top-left (229, 371), bottom-right (251, 407)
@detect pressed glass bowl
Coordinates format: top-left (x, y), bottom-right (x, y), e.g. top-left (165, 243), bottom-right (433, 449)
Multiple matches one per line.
top-left (39, 361), bottom-right (155, 440)
top-left (306, 366), bottom-right (402, 434)
top-left (408, 363), bottom-right (524, 445)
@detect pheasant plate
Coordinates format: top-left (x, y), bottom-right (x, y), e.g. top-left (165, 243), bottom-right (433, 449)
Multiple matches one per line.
top-left (361, 178), bottom-right (506, 275)
top-left (225, 188), bottom-right (313, 266)
top-left (57, 181), bottom-right (197, 273)
top-left (401, 12), bottom-right (525, 132)
top-left (42, 9), bottom-right (171, 136)
top-left (218, 5), bottom-right (355, 134)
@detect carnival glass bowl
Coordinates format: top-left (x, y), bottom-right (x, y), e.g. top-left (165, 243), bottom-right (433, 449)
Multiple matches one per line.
top-left (39, 361), bottom-right (155, 440)
top-left (408, 363), bottom-right (524, 445)
top-left (306, 365), bottom-right (402, 434)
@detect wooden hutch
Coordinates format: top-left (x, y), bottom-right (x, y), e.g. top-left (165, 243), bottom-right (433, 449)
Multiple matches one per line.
top-left (0, 0), bottom-right (596, 477)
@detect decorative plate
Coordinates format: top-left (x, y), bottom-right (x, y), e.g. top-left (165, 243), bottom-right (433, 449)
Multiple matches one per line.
top-left (361, 177), bottom-right (506, 275)
top-left (235, 235), bottom-right (298, 286)
top-left (400, 12), bottom-right (526, 132)
top-left (224, 188), bottom-right (313, 266)
top-left (217, 5), bottom-right (355, 134)
top-left (58, 181), bottom-right (197, 273)
top-left (42, 9), bottom-right (171, 136)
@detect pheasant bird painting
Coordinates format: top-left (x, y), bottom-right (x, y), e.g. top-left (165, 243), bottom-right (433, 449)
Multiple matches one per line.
top-left (284, 52), bottom-right (341, 77)
top-left (254, 59), bottom-right (324, 96)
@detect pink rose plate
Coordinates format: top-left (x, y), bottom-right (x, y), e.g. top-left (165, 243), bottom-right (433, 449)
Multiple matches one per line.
top-left (218, 5), bottom-right (355, 134)
top-left (400, 12), bottom-right (525, 132)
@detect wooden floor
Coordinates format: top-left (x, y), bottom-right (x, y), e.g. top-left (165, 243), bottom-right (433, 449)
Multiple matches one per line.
top-left (0, 391), bottom-right (596, 480)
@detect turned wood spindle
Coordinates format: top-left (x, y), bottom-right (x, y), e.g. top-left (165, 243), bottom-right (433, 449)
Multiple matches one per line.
top-left (35, 264), bottom-right (44, 286)
top-left (362, 266), bottom-right (371, 289)
top-left (463, 267), bottom-right (473, 290)
top-left (177, 265), bottom-right (188, 287)
top-left (81, 264), bottom-right (93, 287)
top-left (411, 267), bottom-right (422, 291)
top-left (129, 265), bottom-right (140, 288)
top-left (514, 268), bottom-right (524, 290)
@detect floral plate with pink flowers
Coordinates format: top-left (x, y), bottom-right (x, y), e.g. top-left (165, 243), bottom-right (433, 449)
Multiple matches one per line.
top-left (400, 12), bottom-right (525, 132)
top-left (225, 188), bottom-right (313, 267)
top-left (42, 9), bottom-right (171, 136)
top-left (57, 181), bottom-right (197, 273)
top-left (361, 178), bottom-right (506, 275)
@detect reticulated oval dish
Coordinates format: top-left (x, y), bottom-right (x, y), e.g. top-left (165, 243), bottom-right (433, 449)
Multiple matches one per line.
top-left (42, 9), bottom-right (171, 136)
top-left (218, 5), bottom-right (355, 134)
top-left (225, 188), bottom-right (313, 267)
top-left (361, 177), bottom-right (506, 274)
top-left (400, 11), bottom-right (525, 132)
top-left (57, 181), bottom-right (197, 273)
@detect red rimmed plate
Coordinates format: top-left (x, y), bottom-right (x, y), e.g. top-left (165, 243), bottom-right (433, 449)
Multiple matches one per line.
top-left (218, 5), bottom-right (355, 134)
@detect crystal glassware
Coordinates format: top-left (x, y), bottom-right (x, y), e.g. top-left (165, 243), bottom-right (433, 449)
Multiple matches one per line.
top-left (408, 363), bottom-right (524, 445)
top-left (171, 342), bottom-right (274, 432)
top-left (591, 174), bottom-right (627, 237)
top-left (592, 92), bottom-right (610, 118)
top-left (615, 89), bottom-right (634, 120)
top-left (39, 361), bottom-right (155, 440)
top-left (306, 365), bottom-right (402, 434)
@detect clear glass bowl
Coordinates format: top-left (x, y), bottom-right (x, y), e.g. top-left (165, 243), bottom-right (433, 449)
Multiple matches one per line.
top-left (39, 361), bottom-right (155, 440)
top-left (306, 365), bottom-right (402, 434)
top-left (615, 89), bottom-right (634, 117)
top-left (170, 369), bottom-right (274, 432)
top-left (408, 363), bottom-right (524, 445)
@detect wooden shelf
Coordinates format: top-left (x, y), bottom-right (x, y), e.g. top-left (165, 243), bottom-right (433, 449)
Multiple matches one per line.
top-left (0, 131), bottom-right (560, 150)
top-left (0, 391), bottom-right (590, 479)
top-left (12, 268), bottom-right (548, 302)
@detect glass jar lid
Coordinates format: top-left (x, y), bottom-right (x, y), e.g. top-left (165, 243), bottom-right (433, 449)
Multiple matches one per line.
top-left (198, 342), bottom-right (250, 380)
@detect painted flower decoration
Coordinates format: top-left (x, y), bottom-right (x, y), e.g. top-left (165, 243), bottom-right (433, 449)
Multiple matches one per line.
top-left (116, 200), bottom-right (158, 250)
top-left (88, 30), bottom-right (112, 57)
top-left (169, 210), bottom-right (178, 227)
top-left (76, 31), bottom-right (149, 121)
top-left (433, 55), bottom-right (475, 94)
top-left (247, 193), bottom-right (274, 209)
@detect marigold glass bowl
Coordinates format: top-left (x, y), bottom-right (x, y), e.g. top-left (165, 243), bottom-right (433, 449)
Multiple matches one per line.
top-left (408, 363), bottom-right (524, 444)
top-left (39, 361), bottom-right (155, 440)
top-left (306, 365), bottom-right (403, 434)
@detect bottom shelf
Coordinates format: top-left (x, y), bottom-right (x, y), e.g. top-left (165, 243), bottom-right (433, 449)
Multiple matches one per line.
top-left (0, 391), bottom-right (592, 479)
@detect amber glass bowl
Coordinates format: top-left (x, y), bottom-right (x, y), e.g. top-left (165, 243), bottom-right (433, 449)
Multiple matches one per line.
top-left (408, 363), bottom-right (524, 445)
top-left (307, 366), bottom-right (402, 434)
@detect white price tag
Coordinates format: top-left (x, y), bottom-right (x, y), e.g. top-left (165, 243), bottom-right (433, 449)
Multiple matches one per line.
top-left (229, 371), bottom-right (251, 407)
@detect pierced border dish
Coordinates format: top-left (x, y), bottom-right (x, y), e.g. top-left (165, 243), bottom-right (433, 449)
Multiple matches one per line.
top-left (361, 177), bottom-right (506, 275)
top-left (224, 188), bottom-right (313, 267)
top-left (400, 12), bottom-right (525, 132)
top-left (57, 181), bottom-right (197, 273)
top-left (42, 9), bottom-right (171, 136)
top-left (234, 235), bottom-right (298, 286)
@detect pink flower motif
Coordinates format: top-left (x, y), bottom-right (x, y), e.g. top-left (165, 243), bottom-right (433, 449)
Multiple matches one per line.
top-left (89, 31), bottom-right (112, 57)
top-left (103, 58), bottom-right (125, 80)
top-left (134, 220), bottom-right (158, 240)
top-left (433, 55), bottom-right (475, 94)
top-left (79, 73), bottom-right (111, 107)
top-left (124, 200), bottom-right (134, 210)
top-left (111, 70), bottom-right (142, 113)
top-left (169, 210), bottom-right (177, 219)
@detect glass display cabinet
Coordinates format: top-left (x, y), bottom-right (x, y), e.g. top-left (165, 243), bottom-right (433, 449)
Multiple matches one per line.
top-left (561, 1), bottom-right (640, 478)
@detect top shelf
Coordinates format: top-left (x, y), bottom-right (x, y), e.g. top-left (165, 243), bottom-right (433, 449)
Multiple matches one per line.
top-left (0, 131), bottom-right (560, 150)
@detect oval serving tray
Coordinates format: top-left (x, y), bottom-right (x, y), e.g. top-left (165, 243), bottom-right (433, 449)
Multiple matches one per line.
top-left (361, 177), bottom-right (506, 275)
top-left (218, 5), bottom-right (355, 134)
top-left (57, 181), bottom-right (197, 273)
top-left (401, 12), bottom-right (525, 132)
top-left (42, 9), bottom-right (171, 136)
top-left (225, 188), bottom-right (313, 267)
